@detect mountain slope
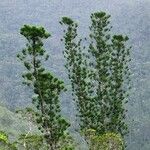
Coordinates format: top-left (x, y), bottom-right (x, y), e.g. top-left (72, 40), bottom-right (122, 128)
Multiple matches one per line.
top-left (0, 105), bottom-right (38, 141)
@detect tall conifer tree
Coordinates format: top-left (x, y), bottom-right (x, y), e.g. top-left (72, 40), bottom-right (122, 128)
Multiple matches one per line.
top-left (89, 12), bottom-right (131, 136)
top-left (60, 18), bottom-right (97, 132)
top-left (61, 12), bottom-right (131, 141)
top-left (17, 25), bottom-right (70, 150)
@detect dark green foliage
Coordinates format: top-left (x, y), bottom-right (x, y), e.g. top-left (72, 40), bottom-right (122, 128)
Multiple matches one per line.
top-left (17, 25), bottom-right (70, 150)
top-left (60, 17), bottom-right (94, 131)
top-left (61, 11), bottom-right (131, 144)
top-left (108, 35), bottom-right (131, 136)
top-left (87, 12), bottom-right (113, 135)
top-left (58, 132), bottom-right (75, 150)
top-left (88, 12), bottom-right (131, 136)
top-left (61, 17), bottom-right (74, 25)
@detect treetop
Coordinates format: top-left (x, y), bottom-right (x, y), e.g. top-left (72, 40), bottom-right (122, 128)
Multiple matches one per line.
top-left (20, 25), bottom-right (50, 40)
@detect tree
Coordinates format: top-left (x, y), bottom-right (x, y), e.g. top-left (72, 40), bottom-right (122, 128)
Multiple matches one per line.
top-left (17, 25), bottom-right (70, 150)
top-left (61, 11), bottom-right (131, 144)
top-left (88, 12), bottom-right (131, 136)
top-left (107, 35), bottom-right (131, 136)
top-left (60, 17), bottom-right (95, 132)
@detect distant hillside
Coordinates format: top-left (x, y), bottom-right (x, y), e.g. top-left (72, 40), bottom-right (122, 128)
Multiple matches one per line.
top-left (0, 105), bottom-right (38, 141)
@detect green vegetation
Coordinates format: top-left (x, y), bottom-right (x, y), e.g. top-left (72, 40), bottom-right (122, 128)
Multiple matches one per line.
top-left (60, 16), bottom-right (91, 131)
top-left (17, 25), bottom-right (73, 150)
top-left (83, 129), bottom-right (124, 150)
top-left (0, 131), bottom-right (44, 150)
top-left (0, 11), bottom-right (130, 150)
top-left (91, 132), bottom-right (124, 150)
top-left (61, 11), bottom-right (131, 149)
top-left (0, 131), bottom-right (17, 150)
